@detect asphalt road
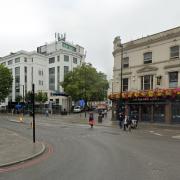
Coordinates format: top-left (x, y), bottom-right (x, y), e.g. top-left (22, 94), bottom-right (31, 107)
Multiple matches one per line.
top-left (0, 116), bottom-right (180, 180)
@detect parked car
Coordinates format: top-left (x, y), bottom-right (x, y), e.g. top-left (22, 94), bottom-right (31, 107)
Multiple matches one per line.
top-left (73, 106), bottom-right (82, 113)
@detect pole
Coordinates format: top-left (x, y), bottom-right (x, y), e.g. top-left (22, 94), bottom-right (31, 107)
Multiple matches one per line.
top-left (23, 85), bottom-right (24, 103)
top-left (23, 85), bottom-right (24, 115)
top-left (84, 65), bottom-right (87, 118)
top-left (120, 45), bottom-right (123, 111)
top-left (32, 84), bottom-right (35, 143)
top-left (111, 81), bottom-right (115, 120)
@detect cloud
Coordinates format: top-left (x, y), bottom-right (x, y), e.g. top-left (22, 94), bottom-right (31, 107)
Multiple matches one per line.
top-left (0, 0), bottom-right (180, 79)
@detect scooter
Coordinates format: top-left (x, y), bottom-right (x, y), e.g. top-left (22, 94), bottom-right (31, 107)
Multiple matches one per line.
top-left (130, 116), bottom-right (138, 129)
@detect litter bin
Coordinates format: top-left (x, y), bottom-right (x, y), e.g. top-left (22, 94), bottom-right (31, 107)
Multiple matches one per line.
top-left (98, 115), bottom-right (103, 123)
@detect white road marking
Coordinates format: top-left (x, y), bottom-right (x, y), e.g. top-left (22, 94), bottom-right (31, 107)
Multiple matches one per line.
top-left (153, 133), bottom-right (162, 136)
top-left (149, 131), bottom-right (163, 136)
top-left (172, 135), bottom-right (180, 139)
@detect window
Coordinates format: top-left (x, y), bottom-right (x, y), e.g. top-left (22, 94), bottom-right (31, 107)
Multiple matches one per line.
top-left (57, 66), bottom-right (60, 91)
top-left (73, 57), bottom-right (77, 64)
top-left (64, 66), bottom-right (69, 75)
top-left (123, 57), bottom-right (129, 68)
top-left (143, 52), bottom-right (152, 64)
top-left (49, 67), bottom-right (55, 90)
top-left (15, 57), bottom-right (20, 63)
top-left (32, 58), bottom-right (33, 62)
top-left (15, 67), bottom-right (20, 97)
top-left (39, 80), bottom-right (43, 86)
top-left (64, 55), bottom-right (69, 62)
top-left (49, 57), bottom-right (55, 64)
top-left (1, 62), bottom-right (6, 66)
top-left (123, 78), bottom-right (128, 91)
top-left (57, 56), bottom-right (60, 62)
top-left (24, 57), bottom-right (27, 62)
top-left (170, 46), bottom-right (179, 59)
top-left (169, 72), bottom-right (178, 88)
top-left (141, 75), bottom-right (153, 90)
top-left (8, 60), bottom-right (13, 65)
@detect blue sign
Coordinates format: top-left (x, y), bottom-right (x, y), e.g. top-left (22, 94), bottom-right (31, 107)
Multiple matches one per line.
top-left (15, 104), bottom-right (22, 110)
top-left (79, 99), bottom-right (85, 107)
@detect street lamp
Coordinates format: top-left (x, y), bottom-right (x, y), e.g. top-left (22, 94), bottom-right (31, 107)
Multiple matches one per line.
top-left (120, 44), bottom-right (123, 112)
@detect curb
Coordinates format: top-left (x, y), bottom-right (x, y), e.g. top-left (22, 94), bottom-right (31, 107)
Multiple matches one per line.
top-left (0, 142), bottom-right (46, 168)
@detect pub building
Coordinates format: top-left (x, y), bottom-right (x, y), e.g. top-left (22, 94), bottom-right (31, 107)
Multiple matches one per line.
top-left (110, 26), bottom-right (180, 124)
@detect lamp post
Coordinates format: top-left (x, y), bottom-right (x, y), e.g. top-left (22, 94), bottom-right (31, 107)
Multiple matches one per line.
top-left (120, 44), bottom-right (123, 112)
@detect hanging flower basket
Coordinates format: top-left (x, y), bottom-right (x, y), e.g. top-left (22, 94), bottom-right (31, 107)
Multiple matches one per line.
top-left (134, 92), bottom-right (139, 98)
top-left (147, 90), bottom-right (154, 97)
top-left (165, 89), bottom-right (172, 96)
top-left (128, 92), bottom-right (134, 98)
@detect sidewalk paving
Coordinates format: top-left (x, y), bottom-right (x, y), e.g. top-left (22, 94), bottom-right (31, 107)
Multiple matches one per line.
top-left (0, 127), bottom-right (45, 167)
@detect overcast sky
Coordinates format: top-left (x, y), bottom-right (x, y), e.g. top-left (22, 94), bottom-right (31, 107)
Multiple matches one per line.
top-left (0, 0), bottom-right (179, 79)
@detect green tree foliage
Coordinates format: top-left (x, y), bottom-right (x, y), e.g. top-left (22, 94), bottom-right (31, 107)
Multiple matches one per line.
top-left (0, 64), bottom-right (13, 101)
top-left (35, 91), bottom-right (48, 104)
top-left (25, 91), bottom-right (33, 103)
top-left (25, 91), bottom-right (48, 104)
top-left (61, 63), bottom-right (109, 101)
top-left (15, 95), bottom-right (22, 103)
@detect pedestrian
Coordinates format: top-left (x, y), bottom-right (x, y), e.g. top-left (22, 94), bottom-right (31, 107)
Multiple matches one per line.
top-left (104, 109), bottom-right (107, 118)
top-left (45, 109), bottom-right (49, 117)
top-left (127, 116), bottom-right (132, 132)
top-left (11, 108), bottom-right (14, 116)
top-left (123, 115), bottom-right (128, 131)
top-left (89, 112), bottom-right (95, 128)
top-left (118, 112), bottom-right (124, 129)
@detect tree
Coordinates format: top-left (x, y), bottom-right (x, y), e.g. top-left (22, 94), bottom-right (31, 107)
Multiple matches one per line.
top-left (0, 64), bottom-right (13, 101)
top-left (25, 91), bottom-right (48, 104)
top-left (15, 95), bottom-right (22, 103)
top-left (35, 91), bottom-right (48, 104)
top-left (61, 63), bottom-right (109, 102)
top-left (25, 91), bottom-right (33, 103)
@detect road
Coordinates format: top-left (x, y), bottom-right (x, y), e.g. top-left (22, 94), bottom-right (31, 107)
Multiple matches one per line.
top-left (0, 115), bottom-right (180, 180)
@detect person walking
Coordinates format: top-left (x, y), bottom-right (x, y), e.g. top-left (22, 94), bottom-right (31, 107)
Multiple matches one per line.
top-left (45, 109), bottom-right (49, 117)
top-left (89, 112), bottom-right (95, 128)
top-left (118, 112), bottom-right (124, 129)
top-left (123, 115), bottom-right (128, 131)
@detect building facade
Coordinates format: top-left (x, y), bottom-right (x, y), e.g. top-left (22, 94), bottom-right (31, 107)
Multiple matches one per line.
top-left (110, 26), bottom-right (180, 124)
top-left (0, 35), bottom-right (85, 110)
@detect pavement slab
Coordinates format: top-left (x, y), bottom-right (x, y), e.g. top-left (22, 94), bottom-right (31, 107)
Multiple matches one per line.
top-left (0, 127), bottom-right (45, 167)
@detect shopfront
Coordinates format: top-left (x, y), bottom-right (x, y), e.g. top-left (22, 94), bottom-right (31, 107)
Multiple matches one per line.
top-left (109, 88), bottom-right (180, 124)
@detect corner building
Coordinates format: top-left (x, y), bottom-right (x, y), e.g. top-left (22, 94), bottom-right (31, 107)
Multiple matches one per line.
top-left (0, 35), bottom-right (85, 110)
top-left (110, 27), bottom-right (180, 124)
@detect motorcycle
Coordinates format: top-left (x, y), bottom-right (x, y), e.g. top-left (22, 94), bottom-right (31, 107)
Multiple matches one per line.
top-left (130, 115), bottom-right (138, 129)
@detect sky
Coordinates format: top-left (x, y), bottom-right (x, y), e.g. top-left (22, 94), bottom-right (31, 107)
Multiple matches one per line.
top-left (0, 0), bottom-right (180, 79)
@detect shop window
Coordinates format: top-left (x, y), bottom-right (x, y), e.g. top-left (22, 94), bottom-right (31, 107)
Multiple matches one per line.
top-left (170, 46), bottom-right (179, 59)
top-left (169, 72), bottom-right (178, 88)
top-left (141, 75), bottom-right (153, 90)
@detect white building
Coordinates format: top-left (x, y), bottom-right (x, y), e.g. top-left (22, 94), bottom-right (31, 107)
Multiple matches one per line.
top-left (0, 34), bottom-right (85, 110)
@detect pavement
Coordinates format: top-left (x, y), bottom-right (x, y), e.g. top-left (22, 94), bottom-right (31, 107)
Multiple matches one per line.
top-left (0, 111), bottom-right (180, 168)
top-left (0, 127), bottom-right (45, 167)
